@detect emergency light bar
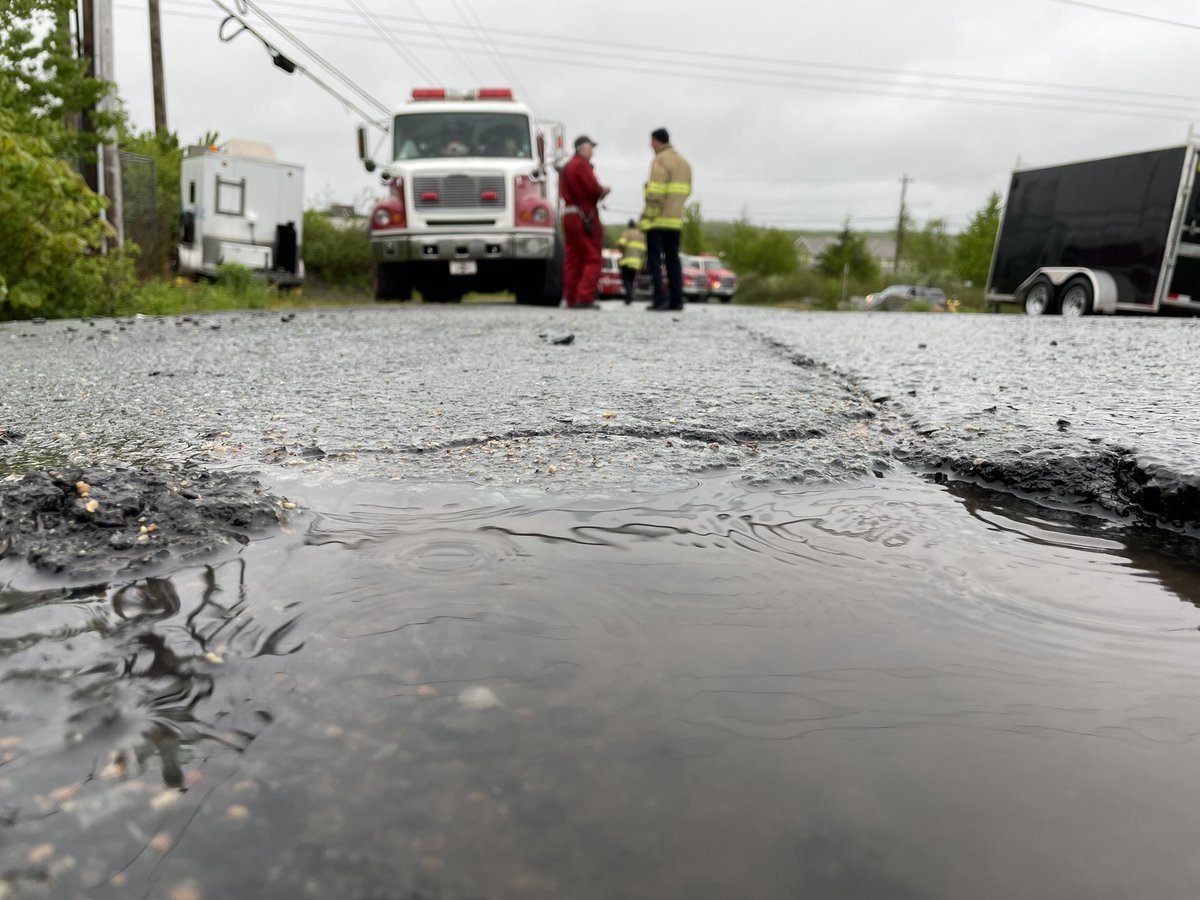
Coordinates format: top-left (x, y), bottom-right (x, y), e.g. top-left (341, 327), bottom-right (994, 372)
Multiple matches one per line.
top-left (410, 88), bottom-right (514, 101)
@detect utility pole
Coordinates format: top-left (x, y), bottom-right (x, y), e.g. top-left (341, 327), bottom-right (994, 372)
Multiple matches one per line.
top-left (894, 174), bottom-right (912, 273)
top-left (79, 0), bottom-right (99, 194)
top-left (148, 0), bottom-right (168, 134)
top-left (95, 0), bottom-right (124, 248)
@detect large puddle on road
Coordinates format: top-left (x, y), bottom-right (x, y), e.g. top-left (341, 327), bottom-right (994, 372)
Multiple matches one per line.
top-left (3, 475), bottom-right (1200, 899)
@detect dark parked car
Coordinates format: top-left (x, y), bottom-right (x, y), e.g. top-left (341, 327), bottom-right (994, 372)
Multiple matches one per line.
top-left (863, 284), bottom-right (947, 311)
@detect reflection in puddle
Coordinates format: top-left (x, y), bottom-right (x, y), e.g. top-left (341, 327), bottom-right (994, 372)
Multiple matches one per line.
top-left (3, 475), bottom-right (1200, 898)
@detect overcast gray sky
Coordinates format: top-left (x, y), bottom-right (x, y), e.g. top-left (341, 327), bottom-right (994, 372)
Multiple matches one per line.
top-left (111, 0), bottom-right (1200, 232)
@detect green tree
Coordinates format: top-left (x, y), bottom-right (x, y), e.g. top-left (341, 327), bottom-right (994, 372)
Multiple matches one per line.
top-left (954, 191), bottom-right (1002, 286)
top-left (0, 0), bottom-right (119, 160)
top-left (720, 212), bottom-right (797, 277)
top-left (907, 218), bottom-right (953, 280)
top-left (817, 221), bottom-right (879, 282)
top-left (0, 113), bottom-right (135, 319)
top-left (681, 202), bottom-right (704, 254)
top-left (0, 3), bottom-right (137, 319)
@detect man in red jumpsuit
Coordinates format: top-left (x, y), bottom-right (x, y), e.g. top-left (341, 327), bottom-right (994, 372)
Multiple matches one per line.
top-left (559, 135), bottom-right (610, 308)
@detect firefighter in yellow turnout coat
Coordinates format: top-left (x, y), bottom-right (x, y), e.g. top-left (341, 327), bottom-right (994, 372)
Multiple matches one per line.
top-left (617, 220), bottom-right (645, 304)
top-left (640, 127), bottom-right (692, 311)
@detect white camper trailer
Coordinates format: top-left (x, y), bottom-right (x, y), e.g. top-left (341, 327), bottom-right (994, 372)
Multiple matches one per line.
top-left (177, 140), bottom-right (305, 286)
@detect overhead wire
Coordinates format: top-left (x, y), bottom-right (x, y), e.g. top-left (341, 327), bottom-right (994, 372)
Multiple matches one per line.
top-left (201, 0), bottom-right (388, 125)
top-left (343, 0), bottom-right (439, 84)
top-left (232, 0), bottom-right (391, 118)
top-left (146, 0), bottom-right (1200, 121)
top-left (1047, 0), bottom-right (1200, 31)
top-left (452, 0), bottom-right (532, 104)
top-left (408, 0), bottom-right (482, 83)
top-left (245, 0), bottom-right (1200, 109)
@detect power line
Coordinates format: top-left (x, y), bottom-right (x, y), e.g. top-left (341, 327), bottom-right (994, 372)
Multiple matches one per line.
top-left (343, 0), bottom-right (438, 84)
top-left (149, 0), bottom-right (1200, 120)
top-left (141, 0), bottom-right (389, 125)
top-left (408, 0), bottom-right (481, 83)
top-left (452, 0), bottom-right (532, 104)
top-left (237, 0), bottom-right (391, 117)
top-left (245, 0), bottom-right (1200, 108)
top-left (1048, 0), bottom-right (1200, 31)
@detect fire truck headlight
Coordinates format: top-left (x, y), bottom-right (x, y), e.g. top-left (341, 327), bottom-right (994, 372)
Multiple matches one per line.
top-left (516, 236), bottom-right (551, 258)
top-left (372, 208), bottom-right (392, 227)
top-left (531, 207), bottom-right (549, 224)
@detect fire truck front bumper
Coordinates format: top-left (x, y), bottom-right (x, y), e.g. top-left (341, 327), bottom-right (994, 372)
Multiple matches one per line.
top-left (370, 231), bottom-right (555, 263)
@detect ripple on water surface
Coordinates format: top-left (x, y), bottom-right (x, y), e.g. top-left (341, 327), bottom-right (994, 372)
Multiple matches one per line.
top-left (3, 475), bottom-right (1200, 899)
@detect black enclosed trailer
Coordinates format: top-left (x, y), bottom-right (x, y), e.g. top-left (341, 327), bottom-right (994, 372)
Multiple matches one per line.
top-left (986, 144), bottom-right (1200, 315)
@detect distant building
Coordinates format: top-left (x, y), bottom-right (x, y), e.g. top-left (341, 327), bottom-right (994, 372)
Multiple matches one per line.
top-left (327, 204), bottom-right (365, 230)
top-left (794, 235), bottom-right (896, 272)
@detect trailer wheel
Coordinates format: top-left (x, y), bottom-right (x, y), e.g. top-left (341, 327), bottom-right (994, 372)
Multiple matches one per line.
top-left (1024, 278), bottom-right (1055, 316)
top-left (1059, 278), bottom-right (1093, 317)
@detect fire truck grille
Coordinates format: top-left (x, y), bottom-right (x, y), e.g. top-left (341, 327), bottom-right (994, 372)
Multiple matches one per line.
top-left (720, 276), bottom-right (737, 289)
top-left (413, 174), bottom-right (506, 210)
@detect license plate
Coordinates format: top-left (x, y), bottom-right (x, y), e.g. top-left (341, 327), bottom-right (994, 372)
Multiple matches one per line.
top-left (449, 260), bottom-right (477, 276)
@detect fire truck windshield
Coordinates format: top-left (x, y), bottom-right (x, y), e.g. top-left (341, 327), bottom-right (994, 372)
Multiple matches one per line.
top-left (393, 112), bottom-right (532, 161)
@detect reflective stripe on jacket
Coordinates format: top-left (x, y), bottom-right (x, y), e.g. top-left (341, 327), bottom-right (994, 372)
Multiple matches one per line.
top-left (618, 227), bottom-right (645, 269)
top-left (640, 145), bottom-right (692, 231)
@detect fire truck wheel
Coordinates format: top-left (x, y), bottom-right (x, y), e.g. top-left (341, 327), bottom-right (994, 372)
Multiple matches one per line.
top-left (1023, 278), bottom-right (1056, 316)
top-left (375, 264), bottom-right (412, 302)
top-left (514, 274), bottom-right (547, 305)
top-left (1059, 278), bottom-right (1093, 317)
top-left (421, 289), bottom-right (463, 303)
top-left (516, 242), bottom-right (563, 306)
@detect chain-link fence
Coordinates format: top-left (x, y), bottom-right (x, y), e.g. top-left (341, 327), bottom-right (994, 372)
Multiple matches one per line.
top-left (120, 151), bottom-right (161, 278)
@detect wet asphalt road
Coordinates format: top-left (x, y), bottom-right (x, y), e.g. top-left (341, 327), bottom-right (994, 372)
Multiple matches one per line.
top-left (6, 302), bottom-right (1200, 900)
top-left (2, 303), bottom-right (1198, 526)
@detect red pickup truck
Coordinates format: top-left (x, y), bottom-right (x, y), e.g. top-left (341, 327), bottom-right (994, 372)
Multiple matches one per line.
top-left (596, 249), bottom-right (625, 300)
top-left (634, 254), bottom-right (711, 302)
top-left (697, 255), bottom-right (738, 303)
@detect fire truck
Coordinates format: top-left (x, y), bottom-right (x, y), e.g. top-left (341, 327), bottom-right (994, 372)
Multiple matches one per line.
top-left (357, 88), bottom-right (566, 304)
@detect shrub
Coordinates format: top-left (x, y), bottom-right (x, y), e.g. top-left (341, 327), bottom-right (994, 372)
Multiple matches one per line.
top-left (303, 209), bottom-right (371, 289)
top-left (0, 116), bottom-right (137, 320)
top-left (216, 262), bottom-right (255, 295)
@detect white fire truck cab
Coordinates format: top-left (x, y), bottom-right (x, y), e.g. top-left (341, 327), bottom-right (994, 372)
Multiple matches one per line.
top-left (357, 88), bottom-right (566, 304)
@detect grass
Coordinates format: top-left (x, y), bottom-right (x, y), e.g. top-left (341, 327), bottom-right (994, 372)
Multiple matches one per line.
top-left (5, 261), bottom-right (1000, 321)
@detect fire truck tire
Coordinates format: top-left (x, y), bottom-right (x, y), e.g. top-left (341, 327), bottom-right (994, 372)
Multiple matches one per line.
top-left (1023, 278), bottom-right (1056, 316)
top-left (421, 288), bottom-right (464, 303)
top-left (515, 235), bottom-right (565, 306)
top-left (515, 272), bottom-right (548, 305)
top-left (1059, 278), bottom-right (1093, 317)
top-left (375, 264), bottom-right (412, 302)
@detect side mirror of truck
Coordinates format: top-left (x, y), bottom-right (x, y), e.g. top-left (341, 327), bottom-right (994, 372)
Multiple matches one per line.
top-left (357, 125), bottom-right (376, 173)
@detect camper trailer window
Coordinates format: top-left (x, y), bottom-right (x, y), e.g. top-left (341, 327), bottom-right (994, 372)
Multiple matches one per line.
top-left (188, 181), bottom-right (196, 204)
top-left (216, 176), bottom-right (246, 216)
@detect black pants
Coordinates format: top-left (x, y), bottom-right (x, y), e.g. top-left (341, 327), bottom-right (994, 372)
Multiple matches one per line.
top-left (621, 266), bottom-right (638, 303)
top-left (646, 229), bottom-right (682, 309)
